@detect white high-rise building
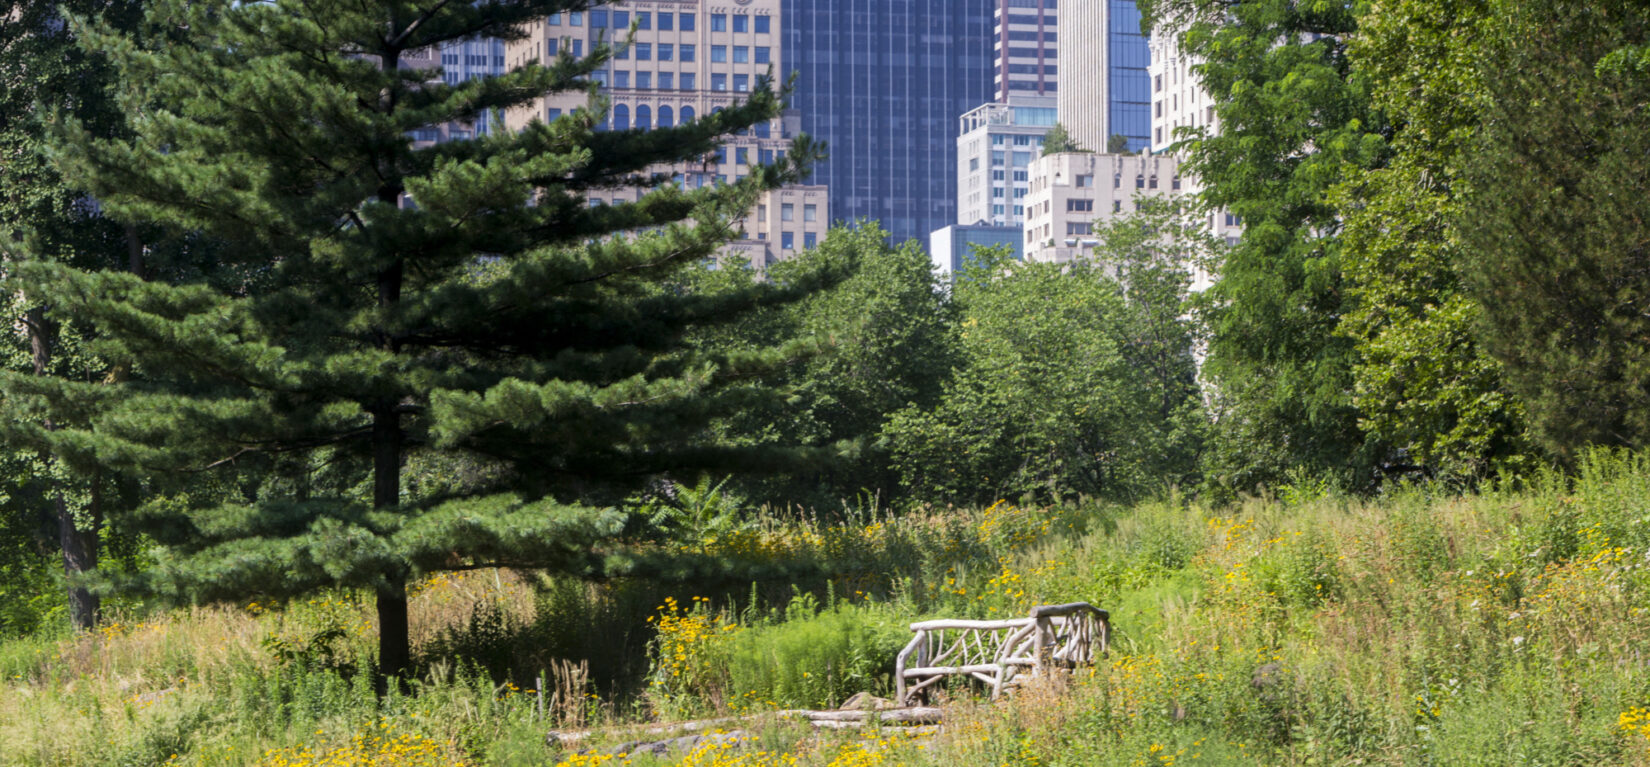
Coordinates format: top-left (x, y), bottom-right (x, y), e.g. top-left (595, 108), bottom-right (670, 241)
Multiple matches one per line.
top-left (1147, 32), bottom-right (1241, 256)
top-left (955, 96), bottom-right (1058, 227)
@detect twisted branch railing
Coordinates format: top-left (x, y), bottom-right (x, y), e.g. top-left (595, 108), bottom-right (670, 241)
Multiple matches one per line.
top-left (894, 602), bottom-right (1110, 705)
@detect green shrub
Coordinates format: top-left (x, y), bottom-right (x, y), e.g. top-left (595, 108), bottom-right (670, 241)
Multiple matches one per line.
top-left (722, 594), bottom-right (908, 710)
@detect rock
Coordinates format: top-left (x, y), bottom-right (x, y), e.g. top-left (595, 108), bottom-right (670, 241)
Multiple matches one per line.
top-left (838, 692), bottom-right (897, 711)
top-left (1251, 662), bottom-right (1283, 690)
top-left (605, 729), bottom-right (750, 758)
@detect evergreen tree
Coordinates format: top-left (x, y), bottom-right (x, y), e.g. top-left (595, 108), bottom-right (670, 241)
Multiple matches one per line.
top-left (25, 0), bottom-right (832, 678)
top-left (1457, 0), bottom-right (1650, 457)
top-left (0, 0), bottom-right (146, 631)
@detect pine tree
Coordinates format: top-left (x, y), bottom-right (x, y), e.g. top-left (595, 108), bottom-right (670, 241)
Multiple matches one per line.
top-left (0, 0), bottom-right (147, 631)
top-left (1457, 0), bottom-right (1650, 457)
top-left (25, 0), bottom-right (832, 678)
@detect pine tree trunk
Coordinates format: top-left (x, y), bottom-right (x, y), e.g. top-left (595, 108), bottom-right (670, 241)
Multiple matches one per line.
top-left (373, 410), bottom-right (408, 680)
top-left (25, 305), bottom-right (100, 631)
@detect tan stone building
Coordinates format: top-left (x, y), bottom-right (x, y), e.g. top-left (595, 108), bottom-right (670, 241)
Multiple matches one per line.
top-left (1021, 151), bottom-right (1182, 264)
top-left (502, 1), bottom-right (828, 272)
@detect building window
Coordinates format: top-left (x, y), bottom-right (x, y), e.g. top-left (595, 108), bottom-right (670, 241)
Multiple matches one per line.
top-left (659, 105), bottom-right (674, 127)
top-left (569, 11), bottom-right (582, 25)
top-left (548, 13), bottom-right (560, 25)
top-left (1013, 135), bottom-right (1030, 146)
top-left (711, 46), bottom-right (727, 63)
top-left (1171, 176), bottom-right (1181, 191)
top-left (613, 104), bottom-right (630, 130)
top-left (757, 205), bottom-right (767, 222)
top-left (1066, 198), bottom-right (1094, 212)
top-left (711, 13), bottom-right (726, 31)
top-left (1114, 174), bottom-right (1122, 188)
top-left (636, 71), bottom-right (651, 89)
top-left (760, 148), bottom-right (774, 164)
top-left (1156, 127), bottom-right (1163, 144)
top-left (572, 40), bottom-right (583, 57)
top-left (755, 15), bottom-right (770, 34)
top-left (734, 14), bottom-right (748, 32)
top-left (680, 13), bottom-right (695, 31)
top-left (1155, 74), bottom-right (1162, 92)
top-left (614, 70), bottom-right (630, 88)
top-left (680, 105), bottom-right (695, 122)
top-left (1067, 222), bottom-right (1094, 235)
top-left (712, 73), bottom-right (727, 91)
top-left (736, 147), bottom-right (749, 165)
top-left (803, 204), bottom-right (817, 222)
top-left (993, 204), bottom-right (1005, 215)
top-left (781, 203), bottom-right (795, 222)
top-left (636, 43), bottom-right (652, 60)
top-left (1012, 151), bottom-right (1031, 166)
top-left (680, 44), bottom-right (696, 62)
top-left (636, 11), bottom-right (650, 29)
top-left (1076, 174), bottom-right (1093, 187)
top-left (547, 107), bottom-right (562, 121)
top-left (590, 70), bottom-right (607, 86)
top-left (991, 150), bottom-right (1006, 166)
top-left (1113, 200), bottom-right (1123, 212)
top-left (659, 44), bottom-right (674, 61)
top-left (1013, 205), bottom-right (1024, 217)
top-left (970, 157), bottom-right (980, 171)
top-left (1148, 176), bottom-right (1158, 189)
top-left (804, 232), bottom-right (817, 248)
top-left (1135, 175), bottom-right (1145, 189)
top-left (659, 12), bottom-right (672, 30)
top-left (659, 72), bottom-right (674, 90)
top-left (614, 41), bottom-right (628, 59)
top-left (993, 188), bottom-right (1005, 198)
top-left (755, 46), bottom-right (770, 64)
top-left (546, 38), bottom-right (558, 56)
top-left (590, 9), bottom-right (607, 27)
top-left (782, 231), bottom-right (795, 250)
top-left (734, 46), bottom-right (749, 63)
top-left (991, 169), bottom-right (1004, 180)
top-left (681, 73), bottom-right (696, 90)
top-left (1013, 170), bottom-right (1028, 182)
top-left (715, 146), bottom-right (728, 165)
top-left (636, 105), bottom-right (651, 129)
top-left (734, 74), bottom-right (749, 91)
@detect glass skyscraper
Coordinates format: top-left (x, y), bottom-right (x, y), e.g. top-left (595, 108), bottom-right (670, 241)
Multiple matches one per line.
top-left (1107, 0), bottom-right (1151, 151)
top-left (1058, 0), bottom-right (1152, 154)
top-left (782, 0), bottom-right (996, 244)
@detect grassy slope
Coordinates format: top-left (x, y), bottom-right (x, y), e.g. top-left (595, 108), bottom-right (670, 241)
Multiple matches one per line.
top-left (4, 453), bottom-right (1650, 765)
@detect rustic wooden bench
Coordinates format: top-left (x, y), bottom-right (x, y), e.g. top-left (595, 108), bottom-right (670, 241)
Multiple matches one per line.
top-left (893, 602), bottom-right (1110, 705)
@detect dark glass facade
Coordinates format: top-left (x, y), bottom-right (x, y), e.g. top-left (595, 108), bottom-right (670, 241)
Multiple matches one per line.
top-left (1107, 0), bottom-right (1151, 152)
top-left (782, 0), bottom-right (996, 243)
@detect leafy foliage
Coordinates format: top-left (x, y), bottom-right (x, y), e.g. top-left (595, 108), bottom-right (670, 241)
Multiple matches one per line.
top-left (1336, 0), bottom-right (1535, 479)
top-left (885, 228), bottom-right (1203, 504)
top-left (1143, 0), bottom-right (1393, 495)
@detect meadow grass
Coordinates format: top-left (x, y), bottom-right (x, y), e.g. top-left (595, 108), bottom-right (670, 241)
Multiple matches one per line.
top-left (4, 452), bottom-right (1650, 765)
